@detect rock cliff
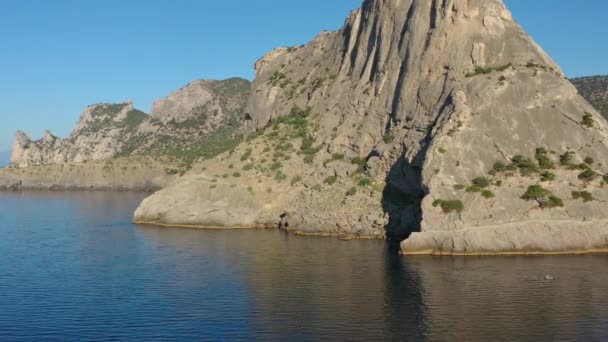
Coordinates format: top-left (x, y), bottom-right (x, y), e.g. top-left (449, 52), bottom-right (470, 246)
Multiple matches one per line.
top-left (11, 102), bottom-right (148, 167)
top-left (4, 78), bottom-right (251, 189)
top-left (135, 0), bottom-right (608, 254)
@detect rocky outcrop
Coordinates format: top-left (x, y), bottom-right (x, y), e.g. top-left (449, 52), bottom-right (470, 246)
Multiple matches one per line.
top-left (11, 102), bottom-right (147, 167)
top-left (135, 0), bottom-right (608, 254)
top-left (4, 78), bottom-right (251, 190)
top-left (571, 75), bottom-right (608, 119)
top-left (11, 78), bottom-right (251, 169)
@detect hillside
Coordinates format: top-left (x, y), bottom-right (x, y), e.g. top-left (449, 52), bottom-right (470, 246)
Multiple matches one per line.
top-left (11, 78), bottom-right (251, 173)
top-left (135, 0), bottom-right (608, 254)
top-left (571, 75), bottom-right (608, 119)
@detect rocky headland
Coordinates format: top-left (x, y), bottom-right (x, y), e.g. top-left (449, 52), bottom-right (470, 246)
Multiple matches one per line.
top-left (2, 78), bottom-right (251, 190)
top-left (5, 0), bottom-right (608, 255)
top-left (134, 0), bottom-right (608, 254)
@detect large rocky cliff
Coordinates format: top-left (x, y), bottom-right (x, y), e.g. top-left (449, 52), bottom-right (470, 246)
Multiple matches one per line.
top-left (11, 102), bottom-right (147, 167)
top-left (135, 0), bottom-right (608, 254)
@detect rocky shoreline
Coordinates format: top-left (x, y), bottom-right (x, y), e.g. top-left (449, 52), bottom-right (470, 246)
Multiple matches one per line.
top-left (0, 159), bottom-right (175, 192)
top-left (5, 0), bottom-right (608, 256)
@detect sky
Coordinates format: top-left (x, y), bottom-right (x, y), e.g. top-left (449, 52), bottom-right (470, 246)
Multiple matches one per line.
top-left (0, 0), bottom-right (606, 151)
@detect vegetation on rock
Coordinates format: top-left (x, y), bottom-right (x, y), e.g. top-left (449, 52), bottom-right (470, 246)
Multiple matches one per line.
top-left (433, 199), bottom-right (465, 214)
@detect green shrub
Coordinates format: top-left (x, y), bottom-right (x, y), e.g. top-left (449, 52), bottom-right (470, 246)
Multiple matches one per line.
top-left (290, 176), bottom-right (302, 186)
top-left (545, 195), bottom-right (564, 208)
top-left (572, 191), bottom-right (594, 202)
top-left (325, 176), bottom-right (337, 185)
top-left (241, 148), bottom-right (253, 161)
top-left (495, 180), bottom-right (503, 187)
top-left (243, 164), bottom-right (254, 171)
top-left (560, 151), bottom-right (575, 166)
top-left (465, 63), bottom-right (512, 77)
top-left (232, 172), bottom-right (241, 178)
top-left (346, 187), bottom-right (358, 196)
top-left (521, 185), bottom-right (563, 208)
top-left (584, 157), bottom-right (594, 165)
top-left (466, 186), bottom-right (482, 193)
top-left (432, 199), bottom-right (465, 214)
top-left (521, 185), bottom-right (550, 200)
top-left (493, 161), bottom-right (508, 172)
top-left (383, 133), bottom-right (395, 144)
top-left (274, 172), bottom-right (288, 182)
top-left (351, 157), bottom-right (366, 173)
top-left (511, 155), bottom-right (539, 176)
top-left (535, 148), bottom-right (555, 169)
top-left (581, 113), bottom-right (594, 128)
top-left (331, 153), bottom-right (345, 161)
top-left (481, 190), bottom-right (495, 199)
top-left (303, 155), bottom-right (315, 164)
top-left (222, 174), bottom-right (229, 178)
top-left (453, 184), bottom-right (466, 190)
top-left (540, 171), bottom-right (556, 182)
top-left (472, 177), bottom-right (490, 188)
top-left (358, 178), bottom-right (371, 187)
top-left (578, 169), bottom-right (598, 182)
top-left (270, 161), bottom-right (283, 171)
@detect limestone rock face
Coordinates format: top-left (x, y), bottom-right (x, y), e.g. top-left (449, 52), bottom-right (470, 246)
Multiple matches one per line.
top-left (151, 80), bottom-right (215, 122)
top-left (10, 78), bottom-right (251, 169)
top-left (5, 78), bottom-right (251, 190)
top-left (10, 102), bottom-right (147, 167)
top-left (135, 0), bottom-right (608, 253)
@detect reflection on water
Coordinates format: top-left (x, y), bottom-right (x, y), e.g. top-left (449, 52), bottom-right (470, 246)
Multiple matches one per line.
top-left (0, 192), bottom-right (607, 341)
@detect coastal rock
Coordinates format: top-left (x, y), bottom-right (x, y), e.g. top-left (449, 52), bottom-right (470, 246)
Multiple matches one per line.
top-left (0, 157), bottom-right (173, 191)
top-left (135, 0), bottom-right (608, 253)
top-left (3, 78), bottom-right (251, 190)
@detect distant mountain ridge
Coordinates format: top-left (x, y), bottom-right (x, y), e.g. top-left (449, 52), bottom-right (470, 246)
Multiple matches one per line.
top-left (10, 78), bottom-right (251, 171)
top-left (571, 75), bottom-right (608, 119)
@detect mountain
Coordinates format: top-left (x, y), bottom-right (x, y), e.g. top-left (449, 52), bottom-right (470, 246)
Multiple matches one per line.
top-left (135, 0), bottom-right (608, 254)
top-left (571, 75), bottom-right (608, 119)
top-left (10, 78), bottom-right (250, 170)
top-left (1, 78), bottom-right (250, 190)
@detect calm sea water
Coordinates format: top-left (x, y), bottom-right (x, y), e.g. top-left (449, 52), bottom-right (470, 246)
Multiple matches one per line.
top-left (0, 192), bottom-right (607, 341)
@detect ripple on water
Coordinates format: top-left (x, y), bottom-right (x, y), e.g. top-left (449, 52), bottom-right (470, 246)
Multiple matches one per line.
top-left (0, 192), bottom-right (607, 341)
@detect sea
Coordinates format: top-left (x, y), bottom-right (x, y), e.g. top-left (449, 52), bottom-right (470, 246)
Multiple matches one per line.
top-left (0, 191), bottom-right (607, 341)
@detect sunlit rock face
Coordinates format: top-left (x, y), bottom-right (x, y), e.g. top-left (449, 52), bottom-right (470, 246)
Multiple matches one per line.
top-left (140, 0), bottom-right (607, 253)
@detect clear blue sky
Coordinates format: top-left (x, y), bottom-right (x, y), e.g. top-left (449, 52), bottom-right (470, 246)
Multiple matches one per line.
top-left (1, 0), bottom-right (606, 151)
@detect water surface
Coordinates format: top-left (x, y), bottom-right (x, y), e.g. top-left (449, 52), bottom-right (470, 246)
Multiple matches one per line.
top-left (0, 192), bottom-right (607, 341)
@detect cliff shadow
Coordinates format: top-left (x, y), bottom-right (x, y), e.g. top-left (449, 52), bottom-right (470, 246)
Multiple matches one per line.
top-left (381, 248), bottom-right (428, 340)
top-left (382, 155), bottom-right (425, 250)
